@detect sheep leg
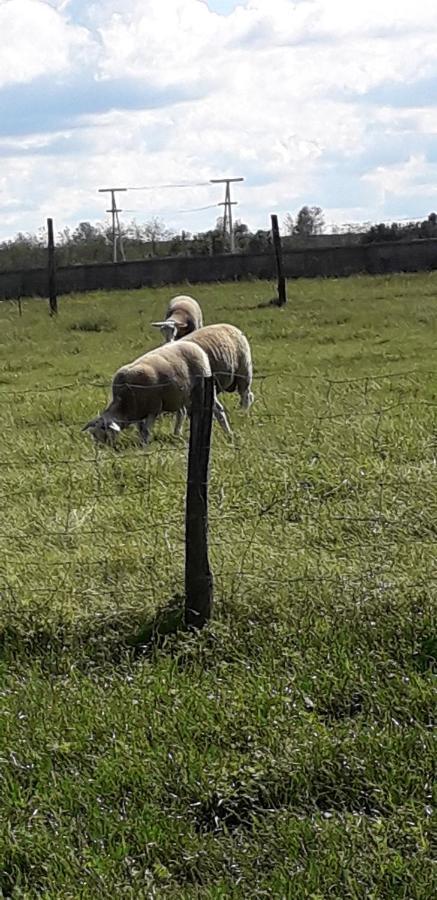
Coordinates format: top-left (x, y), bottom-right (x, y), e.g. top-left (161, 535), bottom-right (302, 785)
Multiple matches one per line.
top-left (174, 407), bottom-right (186, 436)
top-left (137, 413), bottom-right (157, 445)
top-left (240, 387), bottom-right (254, 410)
top-left (213, 397), bottom-right (232, 436)
top-left (237, 377), bottom-right (254, 411)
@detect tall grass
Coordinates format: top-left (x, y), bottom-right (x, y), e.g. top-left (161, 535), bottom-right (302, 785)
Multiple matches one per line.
top-left (0, 274), bottom-right (435, 897)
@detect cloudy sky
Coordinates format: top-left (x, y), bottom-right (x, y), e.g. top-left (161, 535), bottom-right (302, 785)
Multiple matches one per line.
top-left (1, 0), bottom-right (437, 240)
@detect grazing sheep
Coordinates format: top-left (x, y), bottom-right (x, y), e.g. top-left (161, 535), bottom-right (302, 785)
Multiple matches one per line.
top-left (82, 340), bottom-right (212, 446)
top-left (181, 323), bottom-right (254, 435)
top-left (151, 294), bottom-right (203, 343)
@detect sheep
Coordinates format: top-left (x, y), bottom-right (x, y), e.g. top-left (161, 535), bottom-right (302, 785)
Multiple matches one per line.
top-left (151, 294), bottom-right (203, 343)
top-left (82, 340), bottom-right (213, 446)
top-left (180, 323), bottom-right (254, 435)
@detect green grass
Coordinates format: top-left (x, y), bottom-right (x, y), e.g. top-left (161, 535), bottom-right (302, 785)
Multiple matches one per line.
top-left (0, 274), bottom-right (435, 898)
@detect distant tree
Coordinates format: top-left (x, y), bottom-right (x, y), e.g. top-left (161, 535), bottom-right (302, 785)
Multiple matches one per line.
top-left (362, 214), bottom-right (437, 244)
top-left (233, 220), bottom-right (250, 252)
top-left (142, 218), bottom-right (174, 255)
top-left (190, 226), bottom-right (228, 256)
top-left (67, 221), bottom-right (108, 263)
top-left (293, 205), bottom-right (325, 236)
top-left (72, 221), bottom-right (102, 243)
top-left (282, 213), bottom-right (294, 235)
top-left (0, 230), bottom-right (46, 271)
top-left (247, 229), bottom-right (272, 253)
top-left (169, 229), bottom-right (192, 256)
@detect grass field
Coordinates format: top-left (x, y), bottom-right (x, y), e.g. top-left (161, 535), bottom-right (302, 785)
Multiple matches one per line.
top-left (0, 273), bottom-right (435, 897)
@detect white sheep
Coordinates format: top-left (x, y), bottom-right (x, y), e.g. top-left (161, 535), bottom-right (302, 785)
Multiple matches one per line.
top-left (151, 294), bottom-right (203, 343)
top-left (180, 323), bottom-right (254, 435)
top-left (82, 340), bottom-right (213, 446)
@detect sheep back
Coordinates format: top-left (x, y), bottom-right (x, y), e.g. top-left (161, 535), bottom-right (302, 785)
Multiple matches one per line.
top-left (166, 295), bottom-right (203, 336)
top-left (181, 324), bottom-right (252, 394)
top-left (111, 341), bottom-right (211, 421)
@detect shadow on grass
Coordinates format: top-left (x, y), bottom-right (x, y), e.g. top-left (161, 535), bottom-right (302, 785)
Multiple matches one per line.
top-left (127, 596), bottom-right (186, 652)
top-left (0, 596), bottom-right (192, 671)
top-left (230, 299), bottom-right (283, 312)
top-left (257, 297), bottom-right (285, 309)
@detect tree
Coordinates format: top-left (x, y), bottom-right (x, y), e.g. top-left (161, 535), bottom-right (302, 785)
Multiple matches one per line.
top-left (361, 214), bottom-right (437, 244)
top-left (293, 206), bottom-right (324, 236)
top-left (0, 231), bottom-right (46, 271)
top-left (190, 227), bottom-right (228, 256)
top-left (169, 229), bottom-right (192, 256)
top-left (69, 221), bottom-right (108, 263)
top-left (233, 220), bottom-right (250, 253)
top-left (247, 229), bottom-right (272, 253)
top-left (142, 217), bottom-right (174, 255)
top-left (282, 213), bottom-right (294, 235)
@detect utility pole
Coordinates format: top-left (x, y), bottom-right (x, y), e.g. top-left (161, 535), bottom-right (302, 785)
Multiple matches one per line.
top-left (210, 178), bottom-right (244, 252)
top-left (98, 187), bottom-right (127, 262)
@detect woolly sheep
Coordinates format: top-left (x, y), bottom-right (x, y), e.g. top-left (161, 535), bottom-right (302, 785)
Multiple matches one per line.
top-left (151, 294), bottom-right (203, 343)
top-left (82, 340), bottom-right (212, 446)
top-left (180, 323), bottom-right (254, 435)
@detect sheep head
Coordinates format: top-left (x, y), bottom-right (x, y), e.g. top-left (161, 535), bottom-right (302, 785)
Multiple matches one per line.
top-left (82, 416), bottom-right (121, 445)
top-left (151, 319), bottom-right (178, 342)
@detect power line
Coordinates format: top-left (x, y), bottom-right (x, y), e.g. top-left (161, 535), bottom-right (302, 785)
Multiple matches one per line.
top-left (117, 204), bottom-right (220, 215)
top-left (177, 204), bottom-right (219, 214)
top-left (126, 182), bottom-right (211, 191)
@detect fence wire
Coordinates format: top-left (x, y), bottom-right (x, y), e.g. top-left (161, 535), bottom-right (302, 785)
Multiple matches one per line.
top-left (1, 367), bottom-right (436, 625)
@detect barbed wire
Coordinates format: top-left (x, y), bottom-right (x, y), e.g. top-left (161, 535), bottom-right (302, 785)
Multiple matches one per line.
top-left (0, 368), bottom-right (435, 396)
top-left (1, 367), bottom-right (436, 616)
top-left (1, 400), bottom-right (436, 437)
top-left (1, 474), bottom-right (434, 506)
top-left (1, 579), bottom-right (436, 600)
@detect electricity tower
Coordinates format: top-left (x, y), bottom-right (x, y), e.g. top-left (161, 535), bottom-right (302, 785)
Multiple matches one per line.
top-left (98, 187), bottom-right (127, 262)
top-left (210, 178), bottom-right (244, 252)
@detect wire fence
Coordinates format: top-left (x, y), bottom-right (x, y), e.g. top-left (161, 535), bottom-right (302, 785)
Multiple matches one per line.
top-left (1, 366), bottom-right (436, 635)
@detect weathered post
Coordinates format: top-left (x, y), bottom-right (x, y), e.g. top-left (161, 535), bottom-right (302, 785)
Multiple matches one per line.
top-left (185, 375), bottom-right (214, 628)
top-left (271, 214), bottom-right (287, 307)
top-left (47, 218), bottom-right (57, 316)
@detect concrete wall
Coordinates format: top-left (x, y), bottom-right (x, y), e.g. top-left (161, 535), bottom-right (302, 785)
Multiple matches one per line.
top-left (1, 238), bottom-right (437, 300)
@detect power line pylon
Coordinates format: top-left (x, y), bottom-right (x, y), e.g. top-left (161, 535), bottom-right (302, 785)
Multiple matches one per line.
top-left (210, 178), bottom-right (244, 252)
top-left (98, 187), bottom-right (127, 262)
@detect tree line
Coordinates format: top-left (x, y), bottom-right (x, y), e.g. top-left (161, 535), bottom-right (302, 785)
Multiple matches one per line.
top-left (1, 207), bottom-right (436, 270)
top-left (0, 206), bottom-right (326, 270)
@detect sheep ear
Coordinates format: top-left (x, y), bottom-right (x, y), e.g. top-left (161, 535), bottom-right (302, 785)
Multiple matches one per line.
top-left (151, 321), bottom-right (167, 328)
top-left (108, 421), bottom-right (121, 432)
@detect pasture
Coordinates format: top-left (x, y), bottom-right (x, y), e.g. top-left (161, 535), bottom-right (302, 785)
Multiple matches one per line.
top-left (0, 273), bottom-right (435, 897)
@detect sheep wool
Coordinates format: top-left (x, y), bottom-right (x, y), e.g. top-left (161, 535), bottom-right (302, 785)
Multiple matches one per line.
top-left (83, 340), bottom-right (212, 446)
top-left (151, 295), bottom-right (203, 343)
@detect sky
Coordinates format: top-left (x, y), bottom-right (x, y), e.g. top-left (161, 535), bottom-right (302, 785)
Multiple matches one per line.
top-left (1, 0), bottom-right (437, 240)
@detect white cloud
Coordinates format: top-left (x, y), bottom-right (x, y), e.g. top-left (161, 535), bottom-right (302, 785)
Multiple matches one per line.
top-left (0, 0), bottom-right (95, 89)
top-left (362, 154), bottom-right (437, 205)
top-left (1, 0), bottom-right (437, 239)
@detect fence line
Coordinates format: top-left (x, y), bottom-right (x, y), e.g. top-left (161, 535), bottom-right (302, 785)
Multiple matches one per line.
top-left (1, 475), bottom-right (434, 506)
top-left (2, 577), bottom-right (436, 600)
top-left (2, 236), bottom-right (437, 300)
top-left (0, 367), bottom-right (436, 396)
top-left (2, 401), bottom-right (437, 436)
top-left (1, 367), bottom-right (436, 633)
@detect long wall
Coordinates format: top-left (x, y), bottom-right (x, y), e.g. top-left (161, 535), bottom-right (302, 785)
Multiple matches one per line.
top-left (1, 238), bottom-right (437, 300)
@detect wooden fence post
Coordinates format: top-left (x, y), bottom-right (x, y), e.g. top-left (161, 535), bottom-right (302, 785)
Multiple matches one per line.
top-left (271, 214), bottom-right (287, 307)
top-left (47, 218), bottom-right (58, 316)
top-left (185, 375), bottom-right (214, 629)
